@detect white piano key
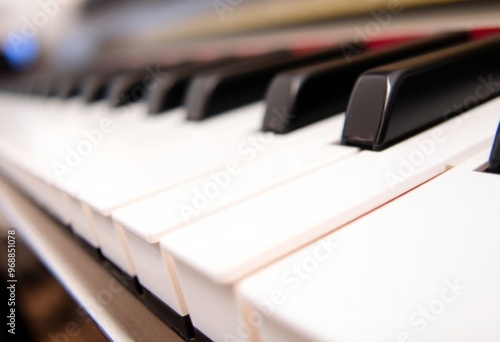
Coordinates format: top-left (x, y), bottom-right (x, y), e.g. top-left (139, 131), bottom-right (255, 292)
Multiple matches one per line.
top-left (112, 121), bottom-right (356, 311)
top-left (0, 96), bottom-right (113, 183)
top-left (116, 142), bottom-right (356, 242)
top-left (70, 104), bottom-right (265, 212)
top-left (0, 94), bottom-right (340, 248)
top-left (0, 95), bottom-right (151, 235)
top-left (239, 148), bottom-right (500, 342)
top-left (0, 157), bottom-right (70, 225)
top-left (0, 96), bottom-right (115, 221)
top-left (118, 227), bottom-right (191, 316)
top-left (115, 113), bottom-right (349, 242)
top-left (0, 97), bottom-right (269, 256)
top-left (57, 103), bottom-right (265, 272)
top-left (55, 102), bottom-right (265, 216)
top-left (160, 97), bottom-right (500, 341)
top-left (73, 105), bottom-right (348, 278)
top-left (49, 101), bottom-right (153, 241)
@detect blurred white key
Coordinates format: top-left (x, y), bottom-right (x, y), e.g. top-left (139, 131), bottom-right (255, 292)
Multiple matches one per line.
top-left (240, 149), bottom-right (500, 342)
top-left (71, 101), bottom-right (343, 216)
top-left (1, 96), bottom-right (263, 248)
top-left (0, 157), bottom-right (70, 224)
top-left (0, 95), bottom-right (121, 223)
top-left (57, 103), bottom-right (265, 271)
top-left (71, 103), bottom-right (351, 277)
top-left (0, 95), bottom-right (149, 238)
top-left (160, 97), bottom-right (500, 341)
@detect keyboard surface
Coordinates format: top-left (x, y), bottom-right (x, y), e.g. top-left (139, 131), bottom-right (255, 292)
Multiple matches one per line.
top-left (1, 28), bottom-right (500, 342)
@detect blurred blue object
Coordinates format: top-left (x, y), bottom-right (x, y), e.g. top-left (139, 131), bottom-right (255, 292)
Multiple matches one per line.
top-left (2, 34), bottom-right (39, 69)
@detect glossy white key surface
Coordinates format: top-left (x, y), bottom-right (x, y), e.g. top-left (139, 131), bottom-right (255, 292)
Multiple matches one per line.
top-left (0, 96), bottom-right (104, 181)
top-left (0, 96), bottom-right (262, 238)
top-left (65, 102), bottom-right (266, 272)
top-left (239, 149), bottom-right (500, 342)
top-left (51, 101), bottom-right (286, 275)
top-left (0, 96), bottom-right (117, 224)
top-left (105, 111), bottom-right (358, 314)
top-left (0, 94), bottom-right (348, 281)
top-left (163, 99), bottom-right (500, 283)
top-left (114, 114), bottom-right (353, 243)
top-left (75, 102), bottom-right (348, 216)
top-left (57, 102), bottom-right (265, 205)
top-left (160, 98), bottom-right (500, 341)
top-left (0, 95), bottom-right (150, 243)
top-left (79, 106), bottom-right (350, 276)
top-left (113, 115), bottom-right (355, 311)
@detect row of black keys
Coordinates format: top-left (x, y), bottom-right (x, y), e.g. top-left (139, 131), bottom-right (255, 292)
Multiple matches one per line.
top-left (2, 31), bottom-right (500, 153)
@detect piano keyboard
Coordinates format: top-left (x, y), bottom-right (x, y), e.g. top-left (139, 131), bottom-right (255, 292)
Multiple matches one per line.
top-left (1, 28), bottom-right (500, 342)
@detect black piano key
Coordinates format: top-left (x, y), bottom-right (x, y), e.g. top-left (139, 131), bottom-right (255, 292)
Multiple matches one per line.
top-left (185, 47), bottom-right (345, 121)
top-left (342, 33), bottom-right (500, 151)
top-left (263, 31), bottom-right (469, 134)
top-left (81, 72), bottom-right (115, 103)
top-left (108, 62), bottom-right (199, 107)
top-left (488, 122), bottom-right (500, 174)
top-left (55, 74), bottom-right (82, 98)
top-left (147, 58), bottom-right (240, 114)
top-left (107, 70), bottom-right (154, 107)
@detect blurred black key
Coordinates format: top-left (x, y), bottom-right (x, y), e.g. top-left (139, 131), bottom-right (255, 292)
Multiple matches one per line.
top-left (55, 74), bottom-right (82, 98)
top-left (107, 70), bottom-right (153, 107)
top-left (488, 122), bottom-right (500, 174)
top-left (82, 74), bottom-right (105, 102)
top-left (81, 72), bottom-right (116, 103)
top-left (108, 62), bottom-right (196, 107)
top-left (263, 31), bottom-right (469, 133)
top-left (185, 47), bottom-right (345, 120)
top-left (147, 58), bottom-right (240, 114)
top-left (342, 34), bottom-right (500, 151)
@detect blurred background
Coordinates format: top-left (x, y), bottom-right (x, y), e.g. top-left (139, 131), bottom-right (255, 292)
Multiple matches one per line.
top-left (1, 0), bottom-right (500, 74)
top-left (0, 0), bottom-right (499, 341)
